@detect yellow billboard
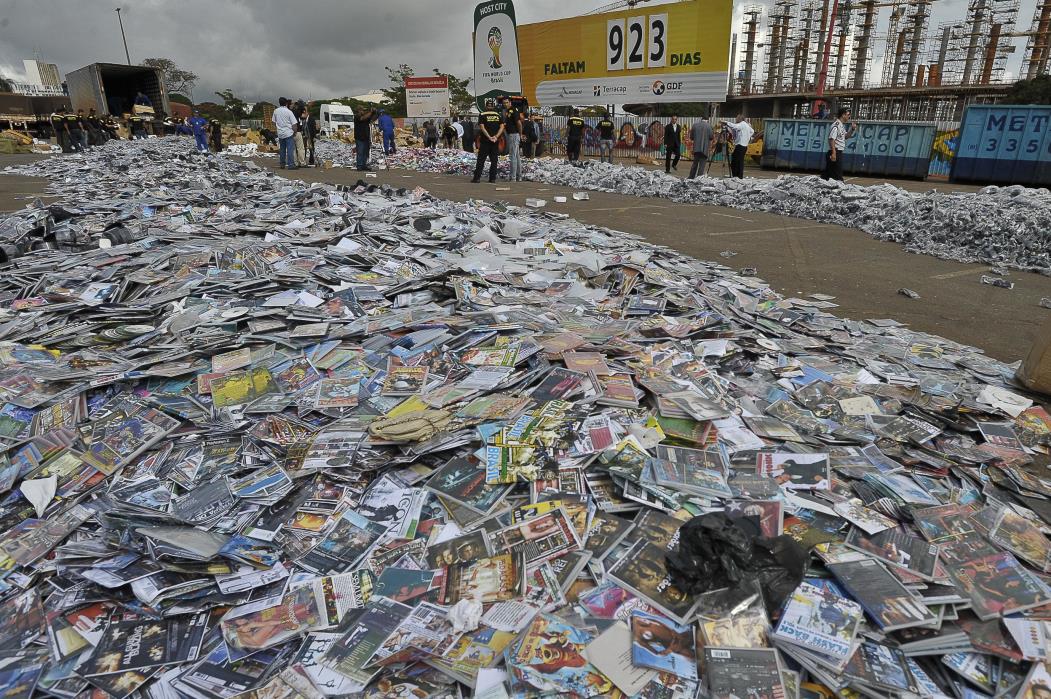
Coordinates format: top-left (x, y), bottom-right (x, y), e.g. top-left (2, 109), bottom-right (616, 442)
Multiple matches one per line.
top-left (517, 0), bottom-right (732, 106)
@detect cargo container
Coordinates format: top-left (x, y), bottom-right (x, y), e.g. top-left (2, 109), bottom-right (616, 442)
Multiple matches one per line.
top-left (951, 105), bottom-right (1051, 187)
top-left (762, 118), bottom-right (936, 180)
top-left (65, 63), bottom-right (170, 118)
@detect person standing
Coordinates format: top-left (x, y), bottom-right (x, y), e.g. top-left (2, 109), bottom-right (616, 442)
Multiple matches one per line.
top-left (292, 101), bottom-right (307, 167)
top-left (471, 101), bottom-right (505, 183)
top-left (423, 120), bottom-right (438, 150)
top-left (521, 114), bottom-right (536, 158)
top-left (822, 107), bottom-right (855, 182)
top-left (353, 106), bottom-right (377, 171)
top-left (723, 115), bottom-right (755, 179)
top-left (533, 115), bottom-right (546, 157)
top-left (503, 96), bottom-right (523, 181)
top-left (460, 116), bottom-right (475, 153)
top-left (272, 98), bottom-right (297, 169)
top-left (596, 113), bottom-right (615, 163)
top-left (303, 107), bottom-right (318, 166)
top-left (452, 116), bottom-right (465, 151)
top-left (566, 110), bottom-right (584, 162)
top-left (378, 110), bottom-right (396, 155)
top-left (441, 119), bottom-right (455, 149)
top-left (688, 116), bottom-right (715, 179)
top-left (128, 114), bottom-right (148, 140)
top-left (188, 111), bottom-right (209, 152)
top-left (65, 111), bottom-right (86, 152)
top-left (50, 108), bottom-right (70, 153)
top-left (664, 116), bottom-right (682, 173)
top-left (209, 118), bottom-right (223, 153)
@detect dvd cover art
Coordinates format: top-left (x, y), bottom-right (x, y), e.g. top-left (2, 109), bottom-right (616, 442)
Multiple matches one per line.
top-left (704, 647), bottom-right (785, 699)
top-left (772, 582), bottom-right (861, 661)
top-left (508, 613), bottom-right (614, 697)
top-left (630, 610), bottom-right (698, 680)
top-left (607, 540), bottom-right (698, 622)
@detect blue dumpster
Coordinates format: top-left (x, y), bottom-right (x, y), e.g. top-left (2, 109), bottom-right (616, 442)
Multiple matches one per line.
top-left (951, 105), bottom-right (1051, 187)
top-left (762, 118), bottom-right (936, 180)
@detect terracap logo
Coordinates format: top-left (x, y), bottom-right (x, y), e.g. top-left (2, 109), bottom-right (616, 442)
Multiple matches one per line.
top-left (651, 80), bottom-right (666, 96)
top-left (594, 85), bottom-right (602, 97)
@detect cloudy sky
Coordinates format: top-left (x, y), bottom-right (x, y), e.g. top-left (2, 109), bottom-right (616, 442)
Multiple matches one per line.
top-left (0, 0), bottom-right (1040, 102)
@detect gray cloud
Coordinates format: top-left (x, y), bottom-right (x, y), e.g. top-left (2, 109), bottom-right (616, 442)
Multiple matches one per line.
top-left (0, 0), bottom-right (1040, 104)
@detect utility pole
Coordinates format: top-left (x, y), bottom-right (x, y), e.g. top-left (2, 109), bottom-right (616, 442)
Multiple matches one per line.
top-left (115, 8), bottom-right (131, 65)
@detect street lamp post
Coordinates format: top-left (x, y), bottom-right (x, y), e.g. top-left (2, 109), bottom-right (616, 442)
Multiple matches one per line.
top-left (115, 8), bottom-right (131, 65)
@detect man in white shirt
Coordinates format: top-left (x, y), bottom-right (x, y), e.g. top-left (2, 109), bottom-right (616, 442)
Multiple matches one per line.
top-left (723, 115), bottom-right (754, 179)
top-left (452, 116), bottom-right (464, 147)
top-left (271, 97), bottom-right (298, 170)
top-left (821, 107), bottom-right (855, 182)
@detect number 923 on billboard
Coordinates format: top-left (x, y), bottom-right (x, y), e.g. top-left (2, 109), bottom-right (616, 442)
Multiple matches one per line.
top-left (517, 0), bottom-right (732, 106)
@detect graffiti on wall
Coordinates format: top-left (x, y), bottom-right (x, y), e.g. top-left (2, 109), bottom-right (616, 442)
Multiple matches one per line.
top-left (928, 127), bottom-right (959, 180)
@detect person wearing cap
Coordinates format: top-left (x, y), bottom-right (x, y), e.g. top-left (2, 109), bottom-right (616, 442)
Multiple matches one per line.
top-left (471, 99), bottom-right (505, 184)
top-left (566, 110), bottom-right (585, 162)
top-left (209, 118), bottom-right (223, 153)
top-left (378, 109), bottom-right (396, 155)
top-left (64, 110), bottom-right (85, 152)
top-left (128, 113), bottom-right (148, 139)
top-left (187, 111), bottom-right (209, 152)
top-left (50, 107), bottom-right (71, 153)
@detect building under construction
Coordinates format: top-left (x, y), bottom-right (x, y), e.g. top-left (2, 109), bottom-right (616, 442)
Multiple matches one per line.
top-left (725, 0), bottom-right (1051, 120)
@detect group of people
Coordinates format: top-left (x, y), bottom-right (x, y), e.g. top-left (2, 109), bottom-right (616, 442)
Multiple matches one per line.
top-left (48, 108), bottom-right (123, 153)
top-left (271, 97), bottom-right (321, 170)
top-left (471, 97), bottom-right (546, 183)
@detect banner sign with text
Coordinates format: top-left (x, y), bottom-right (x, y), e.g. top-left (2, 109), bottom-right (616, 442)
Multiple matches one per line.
top-left (406, 76), bottom-right (450, 118)
top-left (473, 1), bottom-right (523, 110)
top-left (517, 0), bottom-right (732, 106)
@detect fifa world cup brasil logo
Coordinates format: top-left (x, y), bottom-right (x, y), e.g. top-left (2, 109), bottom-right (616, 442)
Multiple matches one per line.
top-left (488, 26), bottom-right (503, 69)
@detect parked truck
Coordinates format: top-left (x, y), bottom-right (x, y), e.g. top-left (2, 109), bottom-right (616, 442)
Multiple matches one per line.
top-left (319, 103), bottom-right (355, 136)
top-left (66, 63), bottom-right (170, 118)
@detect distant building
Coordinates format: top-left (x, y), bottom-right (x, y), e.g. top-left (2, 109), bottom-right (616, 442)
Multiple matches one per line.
top-left (24, 60), bottom-right (62, 90)
top-left (12, 59), bottom-right (66, 96)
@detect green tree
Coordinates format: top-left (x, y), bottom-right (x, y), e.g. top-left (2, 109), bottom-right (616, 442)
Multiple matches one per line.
top-left (380, 64), bottom-right (414, 117)
top-left (250, 101), bottom-right (276, 119)
top-left (1004, 75), bottom-right (1051, 105)
top-left (141, 58), bottom-right (198, 96)
top-left (169, 93), bottom-right (192, 105)
top-left (432, 69), bottom-right (473, 115)
top-left (0, 75), bottom-right (12, 93)
top-left (214, 89), bottom-right (248, 122)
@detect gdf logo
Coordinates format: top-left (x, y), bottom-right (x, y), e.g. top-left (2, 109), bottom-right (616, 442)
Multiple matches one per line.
top-left (652, 80), bottom-right (665, 95)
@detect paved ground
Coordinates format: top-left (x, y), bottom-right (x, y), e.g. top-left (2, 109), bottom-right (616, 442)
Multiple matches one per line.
top-left (252, 157), bottom-right (1051, 363)
top-left (0, 151), bottom-right (1047, 363)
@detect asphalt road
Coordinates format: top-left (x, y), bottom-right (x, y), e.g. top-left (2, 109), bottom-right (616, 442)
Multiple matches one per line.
top-left (252, 156), bottom-right (1051, 364)
top-left (0, 151), bottom-right (1047, 363)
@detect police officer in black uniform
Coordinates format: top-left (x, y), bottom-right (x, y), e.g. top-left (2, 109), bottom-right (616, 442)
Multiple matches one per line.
top-left (566, 109), bottom-right (585, 162)
top-left (471, 100), bottom-right (506, 184)
top-left (65, 110), bottom-right (85, 152)
top-left (50, 108), bottom-right (70, 153)
top-left (128, 114), bottom-right (147, 139)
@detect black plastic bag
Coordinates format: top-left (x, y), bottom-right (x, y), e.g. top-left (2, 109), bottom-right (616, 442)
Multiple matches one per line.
top-left (665, 512), bottom-right (807, 615)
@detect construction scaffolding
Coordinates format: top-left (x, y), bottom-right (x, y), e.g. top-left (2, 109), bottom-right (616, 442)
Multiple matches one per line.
top-left (1023, 0), bottom-right (1051, 78)
top-left (728, 0), bottom-right (1036, 117)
